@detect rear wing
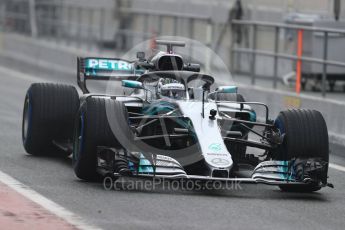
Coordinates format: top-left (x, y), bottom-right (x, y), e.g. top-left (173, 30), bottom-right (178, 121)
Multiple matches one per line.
top-left (77, 57), bottom-right (144, 93)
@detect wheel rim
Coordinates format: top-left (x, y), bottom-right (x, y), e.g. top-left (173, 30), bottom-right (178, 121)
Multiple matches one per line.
top-left (274, 118), bottom-right (285, 135)
top-left (22, 96), bottom-right (31, 143)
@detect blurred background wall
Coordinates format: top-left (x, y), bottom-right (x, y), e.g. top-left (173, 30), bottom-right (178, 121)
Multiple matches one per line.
top-left (1, 0), bottom-right (344, 74)
top-left (1, 0), bottom-right (345, 144)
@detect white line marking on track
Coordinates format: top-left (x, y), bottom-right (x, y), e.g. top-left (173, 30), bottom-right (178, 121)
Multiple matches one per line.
top-left (0, 170), bottom-right (102, 230)
top-left (329, 163), bottom-right (345, 173)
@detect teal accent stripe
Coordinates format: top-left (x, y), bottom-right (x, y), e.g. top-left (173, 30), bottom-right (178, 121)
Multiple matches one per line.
top-left (138, 154), bottom-right (154, 173)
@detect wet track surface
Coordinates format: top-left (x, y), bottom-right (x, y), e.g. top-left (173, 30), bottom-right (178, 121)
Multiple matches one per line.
top-left (0, 66), bottom-right (345, 230)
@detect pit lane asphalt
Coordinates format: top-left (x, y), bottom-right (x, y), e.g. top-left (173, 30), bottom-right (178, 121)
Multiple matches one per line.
top-left (0, 66), bottom-right (345, 230)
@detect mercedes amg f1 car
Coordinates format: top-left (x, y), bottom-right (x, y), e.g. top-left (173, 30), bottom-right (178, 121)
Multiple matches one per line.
top-left (22, 40), bottom-right (331, 192)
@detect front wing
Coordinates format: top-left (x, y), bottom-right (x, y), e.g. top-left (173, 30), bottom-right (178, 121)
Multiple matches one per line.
top-left (97, 149), bottom-right (328, 187)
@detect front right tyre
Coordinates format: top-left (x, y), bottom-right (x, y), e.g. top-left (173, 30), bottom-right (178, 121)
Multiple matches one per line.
top-left (274, 109), bottom-right (329, 192)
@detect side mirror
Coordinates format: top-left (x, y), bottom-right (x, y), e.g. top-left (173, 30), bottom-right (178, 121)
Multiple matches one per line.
top-left (122, 80), bottom-right (143, 89)
top-left (216, 86), bottom-right (238, 93)
top-left (183, 63), bottom-right (200, 72)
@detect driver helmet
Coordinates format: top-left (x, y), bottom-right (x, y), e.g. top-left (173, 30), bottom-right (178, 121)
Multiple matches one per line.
top-left (158, 79), bottom-right (185, 99)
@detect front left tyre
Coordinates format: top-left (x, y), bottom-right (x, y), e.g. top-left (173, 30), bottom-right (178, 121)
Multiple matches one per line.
top-left (22, 83), bottom-right (79, 156)
top-left (72, 97), bottom-right (132, 181)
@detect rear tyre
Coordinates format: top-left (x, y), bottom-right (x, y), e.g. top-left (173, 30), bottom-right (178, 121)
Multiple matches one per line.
top-left (22, 83), bottom-right (79, 156)
top-left (73, 97), bottom-right (131, 181)
top-left (274, 109), bottom-right (329, 192)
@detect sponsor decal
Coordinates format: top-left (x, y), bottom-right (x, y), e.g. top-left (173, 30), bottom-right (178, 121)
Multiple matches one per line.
top-left (206, 152), bottom-right (228, 157)
top-left (211, 158), bottom-right (230, 166)
top-left (85, 58), bottom-right (132, 71)
top-left (208, 143), bottom-right (222, 152)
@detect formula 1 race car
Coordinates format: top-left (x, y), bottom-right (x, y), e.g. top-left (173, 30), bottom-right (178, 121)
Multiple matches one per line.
top-left (22, 40), bottom-right (330, 192)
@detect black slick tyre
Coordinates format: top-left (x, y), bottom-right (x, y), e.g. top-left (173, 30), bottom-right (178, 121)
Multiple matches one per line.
top-left (22, 83), bottom-right (79, 156)
top-left (274, 109), bottom-right (329, 192)
top-left (73, 97), bottom-right (132, 181)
